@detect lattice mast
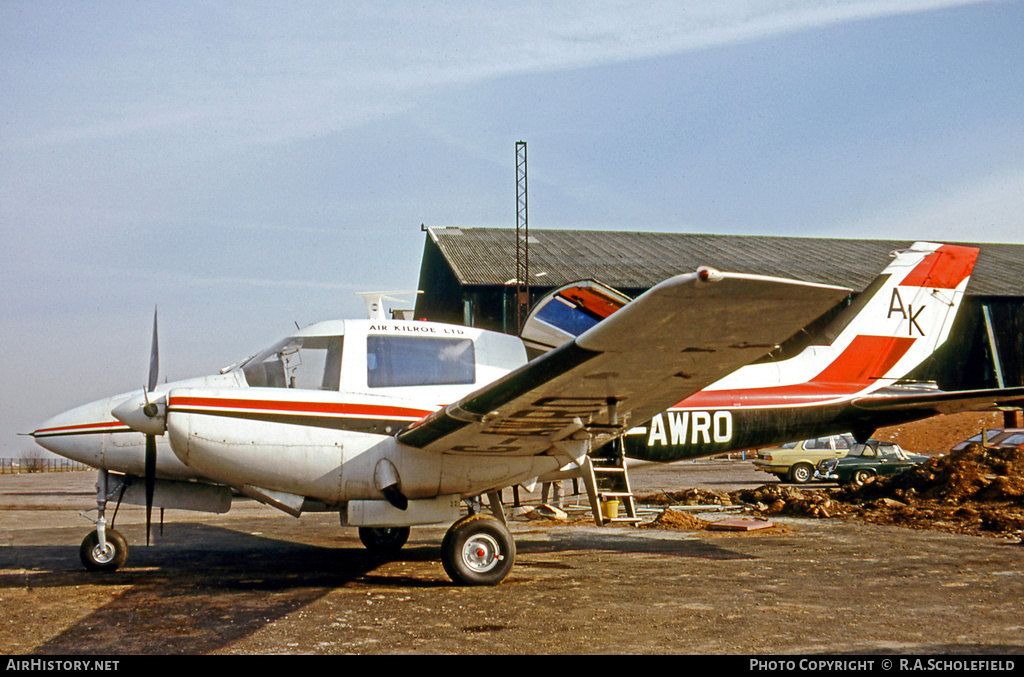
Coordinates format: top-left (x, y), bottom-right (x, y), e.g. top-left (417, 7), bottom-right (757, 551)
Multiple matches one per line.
top-left (515, 141), bottom-right (529, 332)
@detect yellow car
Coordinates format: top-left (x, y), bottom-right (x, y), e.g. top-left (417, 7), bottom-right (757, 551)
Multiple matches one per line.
top-left (753, 434), bottom-right (855, 484)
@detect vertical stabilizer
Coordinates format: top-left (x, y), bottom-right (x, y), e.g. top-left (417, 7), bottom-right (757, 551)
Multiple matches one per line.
top-left (811, 241), bottom-right (979, 386)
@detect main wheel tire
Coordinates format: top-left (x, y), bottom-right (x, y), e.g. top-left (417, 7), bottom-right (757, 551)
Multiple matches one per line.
top-left (80, 529), bottom-right (128, 572)
top-left (441, 514), bottom-right (515, 586)
top-left (358, 526), bottom-right (410, 553)
top-left (852, 469), bottom-right (875, 486)
top-left (789, 463), bottom-right (814, 484)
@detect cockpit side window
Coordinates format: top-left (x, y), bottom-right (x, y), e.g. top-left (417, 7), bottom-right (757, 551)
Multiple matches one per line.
top-left (242, 336), bottom-right (344, 390)
top-left (367, 336), bottom-right (475, 388)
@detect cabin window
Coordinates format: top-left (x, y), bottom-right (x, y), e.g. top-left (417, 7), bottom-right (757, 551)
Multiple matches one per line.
top-left (366, 336), bottom-right (475, 388)
top-left (242, 336), bottom-right (345, 390)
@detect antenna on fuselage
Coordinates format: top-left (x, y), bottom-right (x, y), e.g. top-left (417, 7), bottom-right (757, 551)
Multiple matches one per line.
top-left (355, 291), bottom-right (423, 321)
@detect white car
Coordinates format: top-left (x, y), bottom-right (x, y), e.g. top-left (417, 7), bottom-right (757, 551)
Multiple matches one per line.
top-left (753, 434), bottom-right (855, 483)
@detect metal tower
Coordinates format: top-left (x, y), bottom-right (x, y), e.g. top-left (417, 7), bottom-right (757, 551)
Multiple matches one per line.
top-left (515, 141), bottom-right (529, 331)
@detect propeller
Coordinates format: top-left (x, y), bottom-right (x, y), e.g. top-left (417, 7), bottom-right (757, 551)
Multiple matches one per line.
top-left (144, 307), bottom-right (158, 546)
top-left (111, 307), bottom-right (164, 546)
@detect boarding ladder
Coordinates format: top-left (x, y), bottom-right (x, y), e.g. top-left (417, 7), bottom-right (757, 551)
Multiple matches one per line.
top-left (582, 437), bottom-right (641, 527)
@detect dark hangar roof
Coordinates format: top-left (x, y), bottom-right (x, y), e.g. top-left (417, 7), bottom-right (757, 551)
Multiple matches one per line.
top-left (425, 227), bottom-right (1024, 296)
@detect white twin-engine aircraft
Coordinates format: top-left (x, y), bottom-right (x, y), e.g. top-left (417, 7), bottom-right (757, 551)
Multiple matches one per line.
top-left (31, 242), bottom-right (1024, 585)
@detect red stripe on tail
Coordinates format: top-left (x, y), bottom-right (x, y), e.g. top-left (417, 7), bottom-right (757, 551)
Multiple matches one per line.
top-left (901, 244), bottom-right (978, 289)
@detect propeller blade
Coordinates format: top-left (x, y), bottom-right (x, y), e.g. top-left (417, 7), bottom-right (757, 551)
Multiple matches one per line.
top-left (145, 434), bottom-right (156, 546)
top-left (148, 306), bottom-right (159, 393)
top-left (146, 307), bottom-right (159, 546)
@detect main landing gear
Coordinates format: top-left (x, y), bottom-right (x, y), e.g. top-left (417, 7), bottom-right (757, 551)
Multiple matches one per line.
top-left (441, 514), bottom-right (515, 586)
top-left (357, 513), bottom-right (516, 586)
top-left (358, 526), bottom-right (410, 553)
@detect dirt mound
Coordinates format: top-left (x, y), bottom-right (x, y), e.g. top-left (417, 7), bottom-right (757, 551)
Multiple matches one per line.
top-left (638, 412), bottom-right (1024, 539)
top-left (732, 484), bottom-right (851, 519)
top-left (641, 509), bottom-right (710, 531)
top-left (722, 442), bottom-right (1024, 540)
top-left (842, 442), bottom-right (1024, 505)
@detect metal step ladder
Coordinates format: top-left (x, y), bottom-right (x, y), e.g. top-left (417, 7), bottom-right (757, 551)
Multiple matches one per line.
top-left (581, 438), bottom-right (641, 527)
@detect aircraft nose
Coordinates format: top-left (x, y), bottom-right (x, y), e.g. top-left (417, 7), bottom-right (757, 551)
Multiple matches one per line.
top-left (31, 396), bottom-right (133, 466)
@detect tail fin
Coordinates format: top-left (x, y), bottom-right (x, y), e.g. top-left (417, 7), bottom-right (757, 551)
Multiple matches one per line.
top-left (809, 241), bottom-right (978, 387)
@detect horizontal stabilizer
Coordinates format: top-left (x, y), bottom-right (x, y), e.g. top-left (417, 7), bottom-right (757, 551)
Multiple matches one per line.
top-left (854, 385), bottom-right (1024, 416)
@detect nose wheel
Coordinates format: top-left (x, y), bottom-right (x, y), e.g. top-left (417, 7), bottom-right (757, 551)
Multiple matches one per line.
top-left (80, 528), bottom-right (129, 572)
top-left (78, 469), bottom-right (131, 573)
top-left (441, 514), bottom-right (515, 586)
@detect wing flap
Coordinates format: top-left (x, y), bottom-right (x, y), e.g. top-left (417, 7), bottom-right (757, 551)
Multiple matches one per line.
top-left (399, 269), bottom-right (851, 456)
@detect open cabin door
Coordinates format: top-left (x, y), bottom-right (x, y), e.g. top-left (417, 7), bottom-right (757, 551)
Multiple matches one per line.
top-left (520, 280), bottom-right (632, 358)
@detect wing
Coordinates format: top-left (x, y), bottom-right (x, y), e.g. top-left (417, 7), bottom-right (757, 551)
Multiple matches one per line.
top-left (398, 268), bottom-right (850, 456)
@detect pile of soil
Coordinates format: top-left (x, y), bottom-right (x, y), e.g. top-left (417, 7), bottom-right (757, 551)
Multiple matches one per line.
top-left (637, 412), bottom-right (1024, 539)
top-left (732, 484), bottom-right (852, 519)
top-left (727, 442), bottom-right (1024, 539)
top-left (642, 509), bottom-right (711, 531)
top-left (842, 442), bottom-right (1024, 504)
top-left (637, 411), bottom-right (1024, 538)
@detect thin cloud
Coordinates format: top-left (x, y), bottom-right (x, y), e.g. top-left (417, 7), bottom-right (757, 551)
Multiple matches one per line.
top-left (4, 1), bottom-right (993, 148)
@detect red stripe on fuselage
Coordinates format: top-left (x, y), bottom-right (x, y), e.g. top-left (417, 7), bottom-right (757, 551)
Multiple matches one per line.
top-left (900, 244), bottom-right (978, 290)
top-left (33, 421), bottom-right (130, 436)
top-left (678, 334), bottom-right (916, 409)
top-left (168, 395), bottom-right (434, 420)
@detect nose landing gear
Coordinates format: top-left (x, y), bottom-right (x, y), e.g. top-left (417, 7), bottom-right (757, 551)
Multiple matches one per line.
top-left (80, 469), bottom-right (130, 572)
top-left (80, 528), bottom-right (128, 572)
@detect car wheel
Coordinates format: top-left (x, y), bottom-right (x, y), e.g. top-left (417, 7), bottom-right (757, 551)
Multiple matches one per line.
top-left (789, 463), bottom-right (813, 484)
top-left (852, 469), bottom-right (875, 486)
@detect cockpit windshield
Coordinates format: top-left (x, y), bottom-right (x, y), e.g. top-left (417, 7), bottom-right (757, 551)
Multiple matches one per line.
top-left (242, 335), bottom-right (344, 390)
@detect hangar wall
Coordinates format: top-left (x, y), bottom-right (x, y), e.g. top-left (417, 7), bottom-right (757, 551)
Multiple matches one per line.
top-left (413, 228), bottom-right (1024, 392)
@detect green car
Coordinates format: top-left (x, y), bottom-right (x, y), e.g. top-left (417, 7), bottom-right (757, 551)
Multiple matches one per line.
top-left (815, 440), bottom-right (930, 486)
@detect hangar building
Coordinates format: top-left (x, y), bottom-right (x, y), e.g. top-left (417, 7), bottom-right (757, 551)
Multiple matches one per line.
top-left (413, 226), bottom-right (1024, 392)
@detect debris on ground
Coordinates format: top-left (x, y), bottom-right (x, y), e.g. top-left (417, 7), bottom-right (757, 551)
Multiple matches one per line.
top-left (638, 433), bottom-right (1024, 541)
top-left (724, 442), bottom-right (1023, 539)
top-left (638, 487), bottom-right (733, 506)
top-left (829, 442), bottom-right (1024, 538)
top-left (841, 442), bottom-right (1024, 504)
top-left (731, 484), bottom-right (851, 519)
top-left (524, 504), bottom-right (569, 521)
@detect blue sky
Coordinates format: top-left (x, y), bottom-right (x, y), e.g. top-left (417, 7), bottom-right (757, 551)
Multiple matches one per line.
top-left (3, 0), bottom-right (1022, 456)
